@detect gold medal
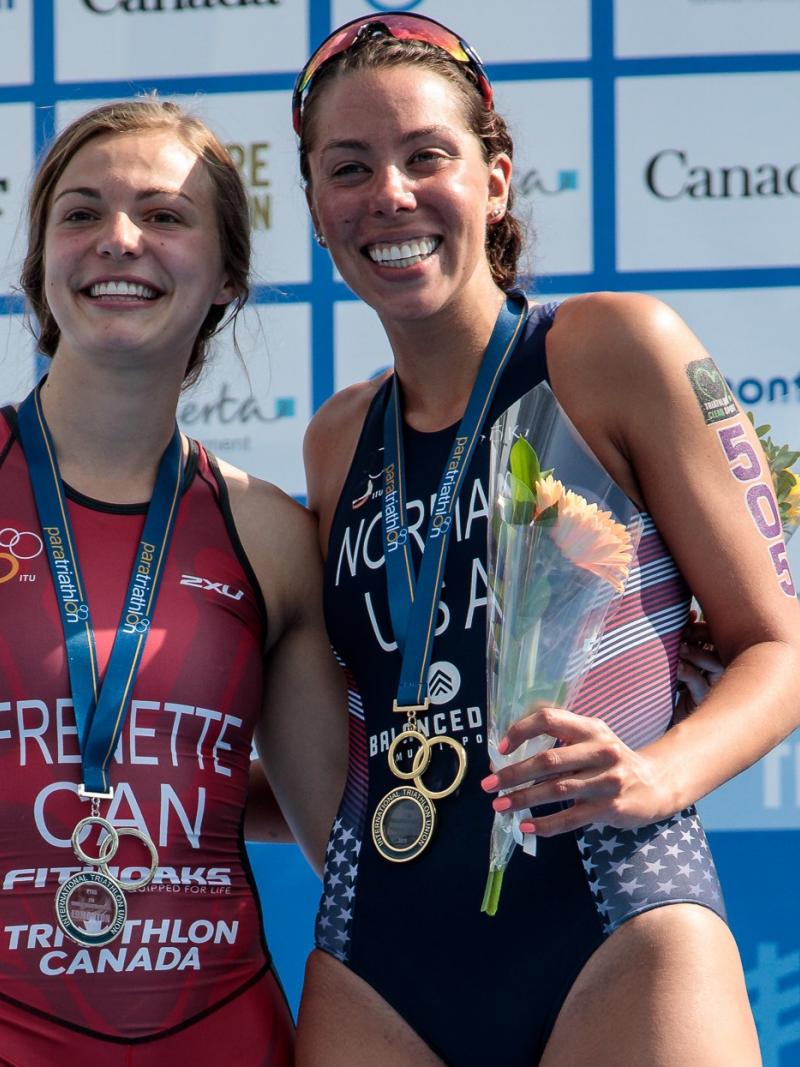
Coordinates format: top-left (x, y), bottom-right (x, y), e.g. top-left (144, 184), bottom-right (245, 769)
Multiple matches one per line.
top-left (372, 786), bottom-right (436, 862)
top-left (372, 724), bottom-right (467, 862)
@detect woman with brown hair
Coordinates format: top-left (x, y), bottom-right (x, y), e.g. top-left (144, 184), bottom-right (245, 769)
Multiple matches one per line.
top-left (0, 97), bottom-right (345, 1065)
top-left (293, 13), bottom-right (797, 1065)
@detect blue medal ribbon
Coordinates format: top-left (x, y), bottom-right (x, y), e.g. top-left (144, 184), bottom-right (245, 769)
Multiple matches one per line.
top-left (382, 295), bottom-right (526, 710)
top-left (17, 381), bottom-right (184, 796)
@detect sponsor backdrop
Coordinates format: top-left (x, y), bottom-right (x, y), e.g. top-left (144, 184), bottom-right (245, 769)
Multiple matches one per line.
top-left (0, 0), bottom-right (798, 1059)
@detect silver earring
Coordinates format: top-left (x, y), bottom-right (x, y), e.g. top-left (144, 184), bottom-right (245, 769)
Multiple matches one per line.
top-left (490, 207), bottom-right (504, 220)
top-left (314, 231), bottom-right (327, 247)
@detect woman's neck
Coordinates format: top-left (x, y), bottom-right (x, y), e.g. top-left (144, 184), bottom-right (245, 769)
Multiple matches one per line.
top-left (385, 287), bottom-right (507, 432)
top-left (38, 355), bottom-right (185, 504)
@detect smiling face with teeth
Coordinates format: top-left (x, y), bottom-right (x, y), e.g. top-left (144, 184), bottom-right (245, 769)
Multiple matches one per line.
top-left (305, 65), bottom-right (510, 335)
top-left (42, 129), bottom-right (235, 375)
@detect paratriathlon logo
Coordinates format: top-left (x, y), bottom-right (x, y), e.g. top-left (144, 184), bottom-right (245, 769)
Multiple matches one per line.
top-left (0, 527), bottom-right (43, 585)
top-left (427, 660), bottom-right (461, 705)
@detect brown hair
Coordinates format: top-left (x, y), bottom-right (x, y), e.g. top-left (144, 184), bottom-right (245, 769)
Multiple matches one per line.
top-left (21, 97), bottom-right (251, 386)
top-left (297, 34), bottom-right (524, 292)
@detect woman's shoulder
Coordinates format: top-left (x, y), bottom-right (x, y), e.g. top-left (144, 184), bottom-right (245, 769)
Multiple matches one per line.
top-left (551, 291), bottom-right (695, 376)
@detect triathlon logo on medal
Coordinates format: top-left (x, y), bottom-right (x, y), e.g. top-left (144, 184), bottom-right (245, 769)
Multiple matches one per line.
top-left (56, 871), bottom-right (127, 948)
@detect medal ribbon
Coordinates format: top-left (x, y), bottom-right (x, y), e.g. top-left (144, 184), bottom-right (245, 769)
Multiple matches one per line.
top-left (17, 381), bottom-right (184, 795)
top-left (382, 295), bottom-right (526, 709)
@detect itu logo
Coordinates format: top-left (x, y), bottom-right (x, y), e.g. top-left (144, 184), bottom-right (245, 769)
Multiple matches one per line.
top-left (0, 177), bottom-right (8, 219)
top-left (367, 0), bottom-right (424, 11)
top-left (0, 528), bottom-right (43, 585)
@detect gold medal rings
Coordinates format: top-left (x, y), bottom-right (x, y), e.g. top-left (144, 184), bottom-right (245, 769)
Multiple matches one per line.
top-left (372, 726), bottom-right (467, 863)
top-left (71, 815), bottom-right (159, 889)
top-left (56, 813), bottom-right (160, 946)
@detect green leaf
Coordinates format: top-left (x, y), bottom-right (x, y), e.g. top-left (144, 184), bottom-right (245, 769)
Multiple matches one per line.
top-left (509, 438), bottom-right (541, 495)
top-left (507, 473), bottom-right (534, 524)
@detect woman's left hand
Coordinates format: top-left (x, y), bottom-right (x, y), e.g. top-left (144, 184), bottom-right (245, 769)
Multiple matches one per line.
top-left (480, 705), bottom-right (676, 837)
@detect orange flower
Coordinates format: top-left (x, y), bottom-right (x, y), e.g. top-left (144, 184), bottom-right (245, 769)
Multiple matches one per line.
top-left (533, 474), bottom-right (564, 516)
top-left (548, 489), bottom-right (634, 593)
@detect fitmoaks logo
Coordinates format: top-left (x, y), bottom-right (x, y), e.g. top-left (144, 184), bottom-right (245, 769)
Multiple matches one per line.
top-left (645, 149), bottom-right (800, 200)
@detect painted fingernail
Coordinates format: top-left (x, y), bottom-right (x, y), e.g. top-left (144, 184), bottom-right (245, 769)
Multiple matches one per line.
top-left (497, 738), bottom-right (510, 755)
top-left (492, 796), bottom-right (512, 812)
top-left (481, 774), bottom-right (500, 792)
top-left (519, 821), bottom-right (536, 833)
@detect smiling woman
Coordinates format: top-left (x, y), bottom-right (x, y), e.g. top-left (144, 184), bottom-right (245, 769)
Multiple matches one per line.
top-left (22, 99), bottom-right (250, 387)
top-left (0, 98), bottom-right (348, 1066)
top-left (292, 13), bottom-right (800, 1067)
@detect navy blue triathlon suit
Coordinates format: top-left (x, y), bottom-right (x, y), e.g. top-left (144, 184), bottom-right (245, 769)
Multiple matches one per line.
top-left (318, 301), bottom-right (727, 1066)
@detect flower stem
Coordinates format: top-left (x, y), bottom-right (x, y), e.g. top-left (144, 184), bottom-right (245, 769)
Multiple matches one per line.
top-left (480, 868), bottom-right (505, 916)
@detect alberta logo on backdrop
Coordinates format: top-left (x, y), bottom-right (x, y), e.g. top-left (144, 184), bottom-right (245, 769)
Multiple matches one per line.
top-left (518, 167), bottom-right (579, 198)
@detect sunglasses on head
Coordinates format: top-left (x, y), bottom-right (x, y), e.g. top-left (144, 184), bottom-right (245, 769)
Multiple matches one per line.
top-left (292, 12), bottom-right (494, 136)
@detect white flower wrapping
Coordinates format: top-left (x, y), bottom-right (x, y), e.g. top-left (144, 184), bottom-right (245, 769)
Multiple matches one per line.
top-left (482, 382), bottom-right (642, 916)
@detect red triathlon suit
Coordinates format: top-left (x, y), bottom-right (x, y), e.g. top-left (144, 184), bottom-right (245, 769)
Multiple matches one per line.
top-left (0, 409), bottom-right (292, 1066)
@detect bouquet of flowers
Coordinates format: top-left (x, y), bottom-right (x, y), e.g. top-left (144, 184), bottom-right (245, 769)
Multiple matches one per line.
top-left (481, 383), bottom-right (642, 916)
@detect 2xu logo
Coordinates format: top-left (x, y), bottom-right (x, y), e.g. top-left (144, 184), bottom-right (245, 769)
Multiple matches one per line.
top-left (180, 574), bottom-right (244, 601)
